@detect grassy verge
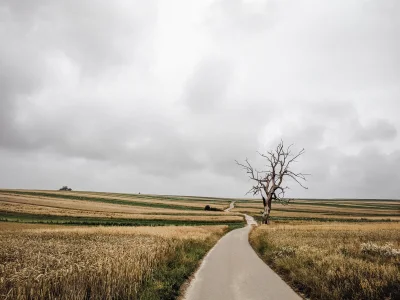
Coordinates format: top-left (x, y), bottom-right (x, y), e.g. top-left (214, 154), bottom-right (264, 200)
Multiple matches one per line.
top-left (0, 211), bottom-right (245, 227)
top-left (139, 225), bottom-right (241, 299)
top-left (249, 223), bottom-right (400, 300)
top-left (139, 235), bottom-right (223, 299)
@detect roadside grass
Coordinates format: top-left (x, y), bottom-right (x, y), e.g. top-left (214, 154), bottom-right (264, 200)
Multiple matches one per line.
top-left (0, 224), bottom-right (229, 299)
top-left (249, 223), bottom-right (400, 300)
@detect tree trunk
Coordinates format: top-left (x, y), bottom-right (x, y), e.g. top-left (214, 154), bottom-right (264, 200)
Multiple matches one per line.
top-left (262, 199), bottom-right (272, 224)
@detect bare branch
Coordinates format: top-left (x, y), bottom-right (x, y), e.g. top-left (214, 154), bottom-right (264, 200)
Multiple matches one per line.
top-left (236, 140), bottom-right (309, 224)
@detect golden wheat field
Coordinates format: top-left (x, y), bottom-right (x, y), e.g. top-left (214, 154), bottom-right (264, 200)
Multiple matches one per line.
top-left (0, 193), bottom-right (235, 215)
top-left (1, 189), bottom-right (399, 225)
top-left (0, 190), bottom-right (243, 226)
top-left (0, 223), bottom-right (228, 300)
top-left (1, 189), bottom-right (399, 299)
top-left (233, 198), bottom-right (400, 221)
top-left (250, 223), bottom-right (400, 300)
top-left (11, 190), bottom-right (231, 210)
top-left (0, 201), bottom-right (241, 222)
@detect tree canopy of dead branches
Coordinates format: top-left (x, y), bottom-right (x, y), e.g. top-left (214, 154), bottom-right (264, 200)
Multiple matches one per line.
top-left (236, 140), bottom-right (308, 224)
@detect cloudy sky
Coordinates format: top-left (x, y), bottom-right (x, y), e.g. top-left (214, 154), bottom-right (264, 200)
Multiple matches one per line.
top-left (1, 0), bottom-right (399, 199)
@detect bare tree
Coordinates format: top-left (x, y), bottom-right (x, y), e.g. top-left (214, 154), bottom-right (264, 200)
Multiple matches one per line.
top-left (236, 140), bottom-right (308, 224)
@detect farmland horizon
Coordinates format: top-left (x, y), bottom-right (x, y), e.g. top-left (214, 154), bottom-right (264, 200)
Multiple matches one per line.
top-left (1, 188), bottom-right (399, 299)
top-left (1, 187), bottom-right (400, 202)
top-left (1, 0), bottom-right (399, 298)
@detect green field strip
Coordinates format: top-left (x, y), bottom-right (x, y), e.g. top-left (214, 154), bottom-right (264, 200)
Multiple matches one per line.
top-left (0, 211), bottom-right (245, 227)
top-left (114, 193), bottom-right (232, 204)
top-left (236, 198), bottom-right (400, 205)
top-left (62, 190), bottom-right (232, 204)
top-left (273, 201), bottom-right (400, 210)
top-left (296, 198), bottom-right (400, 203)
top-left (236, 202), bottom-right (399, 212)
top-left (299, 200), bottom-right (400, 208)
top-left (272, 208), bottom-right (399, 217)
top-left (250, 214), bottom-right (399, 223)
top-left (0, 191), bottom-right (205, 211)
top-left (0, 198), bottom-right (233, 217)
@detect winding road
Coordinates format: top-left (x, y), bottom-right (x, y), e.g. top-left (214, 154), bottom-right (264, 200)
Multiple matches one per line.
top-left (224, 201), bottom-right (235, 212)
top-left (184, 202), bottom-right (300, 300)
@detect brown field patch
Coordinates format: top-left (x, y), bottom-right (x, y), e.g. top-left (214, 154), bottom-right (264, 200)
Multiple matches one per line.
top-left (5, 190), bottom-right (229, 210)
top-left (250, 222), bottom-right (400, 300)
top-left (0, 223), bottom-right (227, 299)
top-left (0, 201), bottom-right (242, 222)
top-left (0, 194), bottom-right (232, 215)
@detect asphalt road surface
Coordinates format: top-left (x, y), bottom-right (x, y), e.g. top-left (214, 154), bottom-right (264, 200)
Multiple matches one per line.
top-left (184, 214), bottom-right (300, 300)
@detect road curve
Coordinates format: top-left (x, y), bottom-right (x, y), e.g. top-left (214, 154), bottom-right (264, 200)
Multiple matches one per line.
top-left (184, 214), bottom-right (300, 300)
top-left (224, 201), bottom-right (235, 212)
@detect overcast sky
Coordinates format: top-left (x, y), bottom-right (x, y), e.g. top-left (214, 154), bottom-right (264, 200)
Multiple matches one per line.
top-left (1, 0), bottom-right (399, 199)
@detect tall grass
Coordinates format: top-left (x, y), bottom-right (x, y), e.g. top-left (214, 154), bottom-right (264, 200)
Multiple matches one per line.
top-left (0, 224), bottom-right (227, 299)
top-left (249, 223), bottom-right (400, 300)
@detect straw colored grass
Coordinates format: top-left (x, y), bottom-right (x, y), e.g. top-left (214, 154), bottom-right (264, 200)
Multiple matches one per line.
top-left (250, 223), bottom-right (400, 300)
top-left (233, 200), bottom-right (400, 221)
top-left (0, 223), bottom-right (227, 299)
top-left (235, 202), bottom-right (398, 214)
top-left (0, 190), bottom-right (228, 210)
top-left (0, 201), bottom-right (241, 222)
top-left (0, 194), bottom-right (232, 215)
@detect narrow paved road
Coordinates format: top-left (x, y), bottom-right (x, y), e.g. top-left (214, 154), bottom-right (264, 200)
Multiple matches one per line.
top-left (184, 207), bottom-right (300, 300)
top-left (224, 201), bottom-right (235, 212)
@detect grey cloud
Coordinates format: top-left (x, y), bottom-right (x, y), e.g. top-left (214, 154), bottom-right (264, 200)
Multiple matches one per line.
top-left (1, 0), bottom-right (156, 73)
top-left (183, 57), bottom-right (233, 113)
top-left (0, 0), bottom-right (156, 150)
top-left (0, 45), bottom-right (43, 147)
top-left (328, 147), bottom-right (400, 199)
top-left (1, 0), bottom-right (400, 198)
top-left (354, 119), bottom-right (397, 142)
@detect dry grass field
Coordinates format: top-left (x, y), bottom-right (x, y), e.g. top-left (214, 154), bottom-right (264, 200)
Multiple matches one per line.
top-left (0, 190), bottom-right (230, 210)
top-left (0, 189), bottom-right (399, 299)
top-left (0, 200), bottom-right (241, 222)
top-left (0, 223), bottom-right (228, 300)
top-left (0, 190), bottom-right (243, 226)
top-left (1, 189), bottom-right (399, 225)
top-left (250, 223), bottom-right (400, 300)
top-left (234, 198), bottom-right (400, 222)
